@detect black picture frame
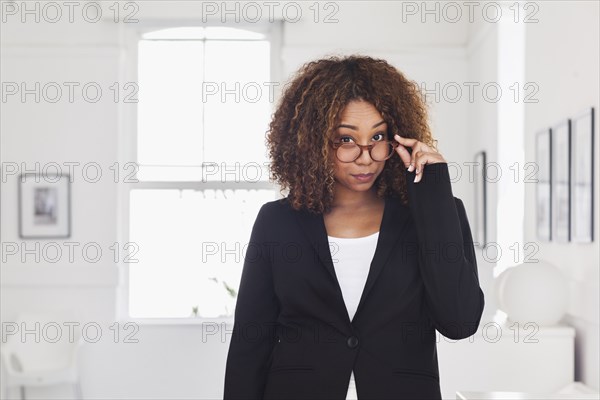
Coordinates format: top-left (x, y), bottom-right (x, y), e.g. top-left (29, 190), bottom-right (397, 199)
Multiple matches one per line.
top-left (551, 120), bottom-right (571, 243)
top-left (473, 150), bottom-right (487, 248)
top-left (535, 128), bottom-right (552, 242)
top-left (18, 173), bottom-right (71, 239)
top-left (570, 107), bottom-right (595, 243)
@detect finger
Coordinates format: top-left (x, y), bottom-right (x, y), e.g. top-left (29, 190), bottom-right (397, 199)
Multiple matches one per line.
top-left (394, 135), bottom-right (419, 171)
top-left (408, 149), bottom-right (422, 173)
top-left (414, 155), bottom-right (429, 174)
top-left (413, 154), bottom-right (439, 183)
top-left (394, 134), bottom-right (419, 149)
top-left (394, 143), bottom-right (412, 168)
top-left (413, 157), bottom-right (447, 183)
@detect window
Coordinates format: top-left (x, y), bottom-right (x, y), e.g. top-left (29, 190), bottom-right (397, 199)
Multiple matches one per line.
top-left (125, 26), bottom-right (281, 319)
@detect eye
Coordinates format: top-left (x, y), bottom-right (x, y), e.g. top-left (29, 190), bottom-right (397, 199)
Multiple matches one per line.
top-left (339, 135), bottom-right (354, 143)
top-left (372, 132), bottom-right (386, 141)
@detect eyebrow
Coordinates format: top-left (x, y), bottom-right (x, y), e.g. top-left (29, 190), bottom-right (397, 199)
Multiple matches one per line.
top-left (336, 120), bottom-right (386, 130)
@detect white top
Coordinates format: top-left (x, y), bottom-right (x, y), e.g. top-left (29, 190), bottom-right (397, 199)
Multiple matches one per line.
top-left (327, 231), bottom-right (379, 400)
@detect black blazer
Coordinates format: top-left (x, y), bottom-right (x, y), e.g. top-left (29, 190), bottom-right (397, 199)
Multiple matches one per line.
top-left (224, 162), bottom-right (485, 400)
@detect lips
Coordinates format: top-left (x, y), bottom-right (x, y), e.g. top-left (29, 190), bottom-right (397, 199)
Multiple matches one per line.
top-left (351, 173), bottom-right (375, 182)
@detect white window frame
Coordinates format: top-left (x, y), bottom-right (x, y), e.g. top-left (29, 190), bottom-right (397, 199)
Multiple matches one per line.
top-left (116, 19), bottom-right (283, 325)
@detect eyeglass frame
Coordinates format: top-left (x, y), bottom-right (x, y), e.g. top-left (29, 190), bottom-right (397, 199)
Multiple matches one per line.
top-left (328, 138), bottom-right (400, 163)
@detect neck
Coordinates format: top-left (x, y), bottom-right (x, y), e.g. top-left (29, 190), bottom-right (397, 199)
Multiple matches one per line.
top-left (330, 185), bottom-right (379, 210)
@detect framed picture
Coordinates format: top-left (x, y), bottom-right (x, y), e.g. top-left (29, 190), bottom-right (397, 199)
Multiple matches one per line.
top-left (19, 173), bottom-right (71, 238)
top-left (570, 107), bottom-right (595, 243)
top-left (535, 128), bottom-right (552, 242)
top-left (551, 120), bottom-right (571, 243)
top-left (473, 150), bottom-right (487, 248)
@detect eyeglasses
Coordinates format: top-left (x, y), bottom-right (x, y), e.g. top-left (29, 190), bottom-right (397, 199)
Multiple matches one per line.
top-left (329, 139), bottom-right (399, 163)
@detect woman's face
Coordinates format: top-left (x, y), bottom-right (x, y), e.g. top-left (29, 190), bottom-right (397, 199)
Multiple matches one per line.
top-left (330, 100), bottom-right (388, 194)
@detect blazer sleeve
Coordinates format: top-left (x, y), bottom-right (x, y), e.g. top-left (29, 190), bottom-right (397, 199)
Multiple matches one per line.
top-left (406, 162), bottom-right (485, 340)
top-left (223, 203), bottom-right (280, 399)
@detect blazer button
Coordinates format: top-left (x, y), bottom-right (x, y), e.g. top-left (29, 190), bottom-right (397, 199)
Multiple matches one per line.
top-left (347, 336), bottom-right (359, 348)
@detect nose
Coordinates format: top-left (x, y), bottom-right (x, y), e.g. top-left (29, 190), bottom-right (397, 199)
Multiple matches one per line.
top-left (355, 144), bottom-right (374, 165)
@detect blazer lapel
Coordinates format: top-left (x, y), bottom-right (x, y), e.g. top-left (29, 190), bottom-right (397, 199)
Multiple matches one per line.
top-left (354, 196), bottom-right (411, 320)
top-left (293, 196), bottom-right (412, 325)
top-left (293, 205), bottom-right (337, 283)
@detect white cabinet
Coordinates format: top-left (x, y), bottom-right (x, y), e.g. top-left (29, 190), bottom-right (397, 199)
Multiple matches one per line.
top-left (456, 382), bottom-right (599, 399)
top-left (437, 319), bottom-right (575, 400)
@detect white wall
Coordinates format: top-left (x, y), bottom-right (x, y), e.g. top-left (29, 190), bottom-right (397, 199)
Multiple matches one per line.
top-left (0, 15), bottom-right (126, 399)
top-left (523, 1), bottom-right (600, 390)
top-left (464, 15), bottom-right (500, 321)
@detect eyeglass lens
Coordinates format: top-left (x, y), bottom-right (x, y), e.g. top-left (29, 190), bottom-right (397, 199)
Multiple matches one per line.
top-left (337, 141), bottom-right (393, 162)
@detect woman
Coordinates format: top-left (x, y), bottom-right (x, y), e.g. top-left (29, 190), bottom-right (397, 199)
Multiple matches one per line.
top-left (224, 55), bottom-right (485, 400)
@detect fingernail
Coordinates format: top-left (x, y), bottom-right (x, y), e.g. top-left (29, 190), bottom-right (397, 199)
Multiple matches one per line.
top-left (407, 164), bottom-right (414, 172)
top-left (414, 175), bottom-right (419, 183)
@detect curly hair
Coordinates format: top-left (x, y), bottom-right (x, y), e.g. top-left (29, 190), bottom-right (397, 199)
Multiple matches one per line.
top-left (266, 54), bottom-right (436, 214)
